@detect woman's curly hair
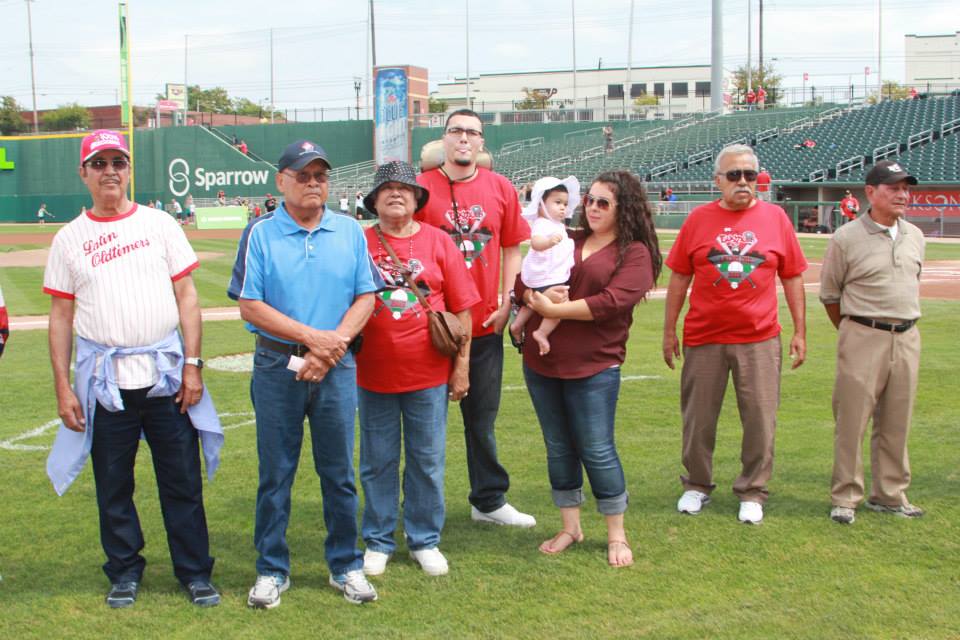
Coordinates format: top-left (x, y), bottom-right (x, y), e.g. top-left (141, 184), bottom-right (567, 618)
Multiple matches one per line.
top-left (579, 170), bottom-right (662, 285)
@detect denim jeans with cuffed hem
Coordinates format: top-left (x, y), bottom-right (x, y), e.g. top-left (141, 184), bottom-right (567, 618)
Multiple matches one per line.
top-left (460, 333), bottom-right (510, 513)
top-left (359, 384), bottom-right (448, 553)
top-left (523, 364), bottom-right (628, 515)
top-left (251, 346), bottom-right (363, 577)
top-left (91, 388), bottom-right (213, 586)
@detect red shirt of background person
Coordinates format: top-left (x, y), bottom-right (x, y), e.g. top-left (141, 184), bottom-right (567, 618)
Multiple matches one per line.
top-left (756, 168), bottom-right (771, 194)
top-left (839, 191), bottom-right (860, 221)
top-left (746, 90), bottom-right (756, 109)
top-left (756, 86), bottom-right (767, 109)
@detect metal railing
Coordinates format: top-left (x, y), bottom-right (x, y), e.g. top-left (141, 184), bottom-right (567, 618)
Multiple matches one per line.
top-left (835, 155), bottom-right (865, 177)
top-left (907, 128), bottom-right (934, 150)
top-left (872, 141), bottom-right (900, 162)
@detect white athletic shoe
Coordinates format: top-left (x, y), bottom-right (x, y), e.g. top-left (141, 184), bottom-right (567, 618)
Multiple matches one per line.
top-left (677, 490), bottom-right (711, 515)
top-left (362, 549), bottom-right (391, 576)
top-left (410, 547), bottom-right (449, 576)
top-left (247, 574), bottom-right (290, 609)
top-left (738, 501), bottom-right (764, 525)
top-left (471, 503), bottom-right (536, 528)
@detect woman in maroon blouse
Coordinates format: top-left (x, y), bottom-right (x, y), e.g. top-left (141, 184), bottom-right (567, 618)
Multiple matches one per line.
top-left (517, 170), bottom-right (661, 567)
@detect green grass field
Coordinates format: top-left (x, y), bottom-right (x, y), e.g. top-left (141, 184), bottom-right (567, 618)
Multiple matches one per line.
top-left (0, 234), bottom-right (959, 639)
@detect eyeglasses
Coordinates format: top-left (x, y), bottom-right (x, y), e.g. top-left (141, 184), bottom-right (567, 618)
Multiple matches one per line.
top-left (445, 126), bottom-right (483, 139)
top-left (583, 193), bottom-right (616, 211)
top-left (720, 169), bottom-right (759, 182)
top-left (85, 158), bottom-right (129, 171)
top-left (284, 169), bottom-right (329, 184)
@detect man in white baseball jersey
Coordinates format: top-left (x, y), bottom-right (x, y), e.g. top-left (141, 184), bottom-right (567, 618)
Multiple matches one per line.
top-left (44, 130), bottom-right (223, 609)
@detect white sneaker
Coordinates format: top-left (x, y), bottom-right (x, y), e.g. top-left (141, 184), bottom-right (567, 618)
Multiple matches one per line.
top-left (677, 490), bottom-right (711, 515)
top-left (329, 570), bottom-right (378, 604)
top-left (471, 503), bottom-right (537, 528)
top-left (738, 501), bottom-right (764, 525)
top-left (830, 506), bottom-right (856, 524)
top-left (410, 547), bottom-right (449, 576)
top-left (363, 549), bottom-right (390, 576)
top-left (247, 574), bottom-right (290, 609)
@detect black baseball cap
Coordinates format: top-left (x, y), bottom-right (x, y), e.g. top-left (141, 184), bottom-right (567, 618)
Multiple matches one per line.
top-left (865, 160), bottom-right (918, 186)
top-left (277, 139), bottom-right (332, 172)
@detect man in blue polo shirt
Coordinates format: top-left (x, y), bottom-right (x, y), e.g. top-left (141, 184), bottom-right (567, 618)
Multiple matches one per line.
top-left (228, 139), bottom-right (382, 607)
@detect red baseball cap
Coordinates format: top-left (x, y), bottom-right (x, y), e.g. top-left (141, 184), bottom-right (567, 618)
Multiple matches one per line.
top-left (80, 130), bottom-right (130, 164)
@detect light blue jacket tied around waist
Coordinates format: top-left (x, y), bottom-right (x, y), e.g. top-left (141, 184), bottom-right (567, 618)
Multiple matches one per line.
top-left (46, 330), bottom-right (224, 496)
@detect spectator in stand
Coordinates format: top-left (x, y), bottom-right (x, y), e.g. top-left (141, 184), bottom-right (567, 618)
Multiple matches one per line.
top-left (602, 126), bottom-right (614, 154)
top-left (171, 198), bottom-right (184, 224)
top-left (757, 86), bottom-right (767, 110)
top-left (239, 140), bottom-right (249, 156)
top-left (185, 195), bottom-right (196, 223)
top-left (909, 87), bottom-right (919, 100)
top-left (264, 193), bottom-right (278, 213)
top-left (745, 89), bottom-right (756, 111)
top-left (355, 190), bottom-right (365, 219)
top-left (839, 190), bottom-right (860, 223)
top-left (756, 167), bottom-right (772, 202)
top-left (216, 190), bottom-right (227, 207)
top-left (0, 284), bottom-right (8, 358)
top-left (339, 193), bottom-right (350, 216)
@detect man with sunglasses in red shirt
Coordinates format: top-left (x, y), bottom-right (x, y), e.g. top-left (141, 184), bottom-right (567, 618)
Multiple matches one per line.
top-left (44, 130), bottom-right (223, 608)
top-left (415, 109), bottom-right (535, 528)
top-left (663, 144), bottom-right (807, 525)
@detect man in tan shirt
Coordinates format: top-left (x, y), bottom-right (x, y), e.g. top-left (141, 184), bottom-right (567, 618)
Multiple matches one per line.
top-left (819, 160), bottom-right (925, 525)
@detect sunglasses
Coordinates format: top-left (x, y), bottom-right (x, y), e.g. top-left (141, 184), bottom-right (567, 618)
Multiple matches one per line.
top-left (284, 169), bottom-right (330, 184)
top-left (720, 169), bottom-right (758, 182)
top-left (583, 193), bottom-right (615, 211)
top-left (85, 158), bottom-right (129, 171)
top-left (445, 126), bottom-right (483, 138)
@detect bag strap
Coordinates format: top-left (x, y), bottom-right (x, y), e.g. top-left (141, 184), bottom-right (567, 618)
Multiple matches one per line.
top-left (373, 224), bottom-right (436, 313)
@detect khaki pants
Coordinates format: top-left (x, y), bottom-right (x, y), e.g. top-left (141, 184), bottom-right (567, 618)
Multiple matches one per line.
top-left (680, 336), bottom-right (782, 503)
top-left (831, 318), bottom-right (921, 508)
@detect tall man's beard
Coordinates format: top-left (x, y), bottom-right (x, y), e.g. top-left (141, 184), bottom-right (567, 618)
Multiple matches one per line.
top-left (453, 157), bottom-right (474, 167)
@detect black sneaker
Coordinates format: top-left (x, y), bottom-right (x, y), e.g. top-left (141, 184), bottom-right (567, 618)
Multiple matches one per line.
top-left (185, 580), bottom-right (221, 607)
top-left (106, 581), bottom-right (139, 608)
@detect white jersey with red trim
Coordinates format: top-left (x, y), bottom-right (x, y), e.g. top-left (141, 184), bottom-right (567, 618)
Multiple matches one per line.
top-left (43, 204), bottom-right (199, 388)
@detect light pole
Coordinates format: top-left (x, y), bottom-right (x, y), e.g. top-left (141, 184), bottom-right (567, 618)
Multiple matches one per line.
top-left (25, 0), bottom-right (39, 133)
top-left (354, 78), bottom-right (362, 120)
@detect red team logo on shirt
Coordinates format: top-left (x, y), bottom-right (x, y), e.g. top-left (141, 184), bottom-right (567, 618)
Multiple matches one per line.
top-left (374, 256), bottom-right (426, 320)
top-left (707, 228), bottom-right (765, 290)
top-left (442, 205), bottom-right (493, 269)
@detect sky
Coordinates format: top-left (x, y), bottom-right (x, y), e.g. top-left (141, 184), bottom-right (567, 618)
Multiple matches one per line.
top-left (0, 0), bottom-right (957, 119)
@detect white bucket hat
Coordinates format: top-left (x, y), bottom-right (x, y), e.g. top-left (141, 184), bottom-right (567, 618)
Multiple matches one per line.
top-left (522, 175), bottom-right (581, 223)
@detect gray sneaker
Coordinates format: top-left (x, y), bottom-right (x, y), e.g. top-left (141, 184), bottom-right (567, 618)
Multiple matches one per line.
top-left (329, 570), bottom-right (378, 604)
top-left (106, 581), bottom-right (139, 609)
top-left (830, 506), bottom-right (856, 524)
top-left (865, 501), bottom-right (924, 518)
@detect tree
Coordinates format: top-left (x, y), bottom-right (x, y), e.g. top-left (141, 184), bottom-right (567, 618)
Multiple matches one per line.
top-left (0, 96), bottom-right (26, 135)
top-left (866, 80), bottom-right (912, 104)
top-left (731, 63), bottom-right (783, 104)
top-left (632, 94), bottom-right (659, 115)
top-left (41, 103), bottom-right (91, 132)
top-left (515, 87), bottom-right (556, 110)
top-left (428, 96), bottom-right (448, 113)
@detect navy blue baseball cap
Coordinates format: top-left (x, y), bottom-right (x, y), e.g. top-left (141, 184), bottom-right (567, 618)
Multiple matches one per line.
top-left (277, 139), bottom-right (331, 172)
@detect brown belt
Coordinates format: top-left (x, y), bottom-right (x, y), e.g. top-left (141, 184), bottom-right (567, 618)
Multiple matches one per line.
top-left (848, 316), bottom-right (917, 333)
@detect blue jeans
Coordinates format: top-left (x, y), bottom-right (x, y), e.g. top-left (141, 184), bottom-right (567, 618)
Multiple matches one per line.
top-left (91, 388), bottom-right (213, 585)
top-left (251, 346), bottom-right (362, 577)
top-left (523, 365), bottom-right (628, 515)
top-left (460, 332), bottom-right (510, 512)
top-left (359, 384), bottom-right (448, 553)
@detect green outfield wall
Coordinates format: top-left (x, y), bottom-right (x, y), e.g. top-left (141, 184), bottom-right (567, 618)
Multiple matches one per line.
top-left (0, 121), bottom-right (373, 223)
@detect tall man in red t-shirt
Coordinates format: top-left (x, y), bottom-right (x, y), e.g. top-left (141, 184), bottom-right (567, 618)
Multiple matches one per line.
top-left (756, 167), bottom-right (771, 202)
top-left (415, 109), bottom-right (535, 528)
top-left (662, 144), bottom-right (808, 525)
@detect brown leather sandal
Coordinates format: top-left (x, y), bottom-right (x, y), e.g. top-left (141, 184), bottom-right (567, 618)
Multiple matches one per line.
top-left (539, 530), bottom-right (584, 555)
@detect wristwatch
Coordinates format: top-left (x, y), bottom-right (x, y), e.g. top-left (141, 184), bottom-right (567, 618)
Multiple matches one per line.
top-left (185, 357), bottom-right (204, 369)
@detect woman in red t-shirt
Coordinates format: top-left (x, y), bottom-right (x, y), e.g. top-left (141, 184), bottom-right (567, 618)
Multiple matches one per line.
top-left (355, 161), bottom-right (480, 578)
top-left (518, 170), bottom-right (662, 567)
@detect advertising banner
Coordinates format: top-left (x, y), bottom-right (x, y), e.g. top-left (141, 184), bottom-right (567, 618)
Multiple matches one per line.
top-left (910, 191), bottom-right (960, 217)
top-left (166, 83), bottom-right (187, 110)
top-left (194, 206), bottom-right (247, 229)
top-left (374, 68), bottom-right (409, 165)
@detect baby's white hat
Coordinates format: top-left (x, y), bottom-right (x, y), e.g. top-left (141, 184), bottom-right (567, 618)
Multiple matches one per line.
top-left (522, 175), bottom-right (581, 223)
